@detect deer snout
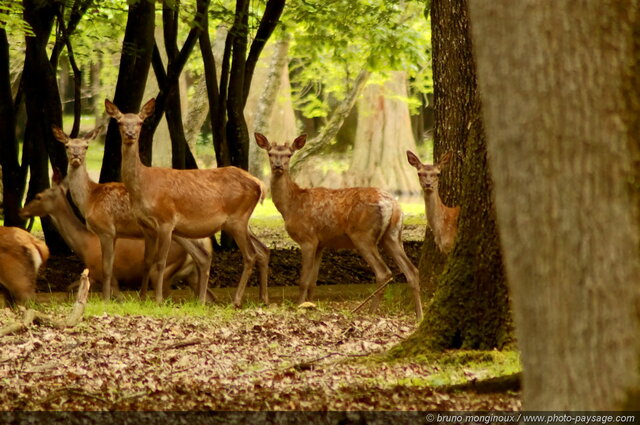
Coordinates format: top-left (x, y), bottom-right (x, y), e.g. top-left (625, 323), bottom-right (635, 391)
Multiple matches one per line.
top-left (18, 208), bottom-right (32, 220)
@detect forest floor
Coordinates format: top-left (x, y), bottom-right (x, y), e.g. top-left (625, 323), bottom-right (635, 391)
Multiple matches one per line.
top-left (0, 219), bottom-right (522, 415)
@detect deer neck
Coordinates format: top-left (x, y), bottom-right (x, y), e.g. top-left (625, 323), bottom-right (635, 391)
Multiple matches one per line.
top-left (66, 165), bottom-right (96, 215)
top-left (120, 141), bottom-right (145, 200)
top-left (425, 189), bottom-right (448, 238)
top-left (270, 171), bottom-right (300, 220)
top-left (48, 198), bottom-right (93, 264)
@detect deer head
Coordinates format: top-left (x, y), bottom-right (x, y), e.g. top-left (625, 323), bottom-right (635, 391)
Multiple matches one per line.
top-left (406, 150), bottom-right (453, 193)
top-left (20, 180), bottom-right (68, 220)
top-left (52, 126), bottom-right (102, 168)
top-left (255, 133), bottom-right (307, 176)
top-left (105, 98), bottom-right (155, 145)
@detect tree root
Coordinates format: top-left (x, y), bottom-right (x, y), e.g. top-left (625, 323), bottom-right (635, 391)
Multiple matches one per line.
top-left (0, 269), bottom-right (90, 337)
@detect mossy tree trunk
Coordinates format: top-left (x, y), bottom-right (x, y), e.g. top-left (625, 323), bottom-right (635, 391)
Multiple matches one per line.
top-left (396, 0), bottom-right (512, 354)
top-left (469, 0), bottom-right (640, 410)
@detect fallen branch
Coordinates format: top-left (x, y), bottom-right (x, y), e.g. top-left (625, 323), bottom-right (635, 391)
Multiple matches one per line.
top-left (0, 269), bottom-right (90, 337)
top-left (350, 277), bottom-right (393, 315)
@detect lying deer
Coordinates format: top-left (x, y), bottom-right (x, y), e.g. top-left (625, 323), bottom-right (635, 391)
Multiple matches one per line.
top-left (105, 98), bottom-right (269, 306)
top-left (406, 150), bottom-right (460, 254)
top-left (0, 226), bottom-right (49, 304)
top-left (256, 133), bottom-right (423, 321)
top-left (20, 182), bottom-right (210, 299)
top-left (52, 126), bottom-right (213, 302)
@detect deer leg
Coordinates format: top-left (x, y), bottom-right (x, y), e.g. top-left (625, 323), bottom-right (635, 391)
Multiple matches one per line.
top-left (225, 225), bottom-right (257, 308)
top-left (352, 239), bottom-right (394, 315)
top-left (153, 225), bottom-right (174, 304)
top-left (139, 234), bottom-right (158, 299)
top-left (297, 243), bottom-right (318, 304)
top-left (250, 232), bottom-right (270, 305)
top-left (97, 234), bottom-right (116, 301)
top-left (306, 247), bottom-right (324, 301)
top-left (174, 236), bottom-right (213, 304)
top-left (381, 236), bottom-right (423, 321)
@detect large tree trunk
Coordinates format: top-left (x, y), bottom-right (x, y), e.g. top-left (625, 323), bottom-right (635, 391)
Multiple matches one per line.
top-left (99, 0), bottom-right (155, 183)
top-left (22, 0), bottom-right (69, 254)
top-left (394, 0), bottom-right (511, 353)
top-left (469, 0), bottom-right (640, 410)
top-left (347, 71), bottom-right (420, 195)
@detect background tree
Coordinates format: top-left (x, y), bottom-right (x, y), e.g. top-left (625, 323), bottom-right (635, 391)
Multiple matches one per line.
top-left (139, 0), bottom-right (209, 169)
top-left (199, 0), bottom-right (285, 172)
top-left (394, 0), bottom-right (511, 353)
top-left (0, 18), bottom-right (25, 227)
top-left (21, 0), bottom-right (71, 253)
top-left (286, 0), bottom-right (430, 194)
top-left (100, 0), bottom-right (155, 183)
top-left (469, 0), bottom-right (640, 409)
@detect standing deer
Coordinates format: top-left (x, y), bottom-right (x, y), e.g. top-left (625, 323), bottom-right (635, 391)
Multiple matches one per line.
top-left (52, 126), bottom-right (213, 302)
top-left (0, 226), bottom-right (49, 304)
top-left (255, 133), bottom-right (423, 321)
top-left (105, 98), bottom-right (270, 306)
top-left (20, 182), bottom-right (210, 299)
top-left (406, 150), bottom-right (460, 254)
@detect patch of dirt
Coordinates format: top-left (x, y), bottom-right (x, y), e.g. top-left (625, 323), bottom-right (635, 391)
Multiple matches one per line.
top-left (36, 226), bottom-right (424, 297)
top-left (0, 306), bottom-right (520, 412)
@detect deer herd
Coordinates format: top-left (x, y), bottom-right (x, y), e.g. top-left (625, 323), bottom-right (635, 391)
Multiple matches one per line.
top-left (1, 99), bottom-right (459, 322)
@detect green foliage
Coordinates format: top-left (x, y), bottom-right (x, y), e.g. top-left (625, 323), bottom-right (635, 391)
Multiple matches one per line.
top-left (0, 1), bottom-right (33, 36)
top-left (285, 0), bottom-right (431, 119)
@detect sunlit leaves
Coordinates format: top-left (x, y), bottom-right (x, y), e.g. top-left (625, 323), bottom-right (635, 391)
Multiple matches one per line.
top-left (285, 0), bottom-right (431, 119)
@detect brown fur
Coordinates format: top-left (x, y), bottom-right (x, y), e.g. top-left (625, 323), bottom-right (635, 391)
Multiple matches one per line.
top-left (0, 226), bottom-right (49, 304)
top-left (256, 133), bottom-right (423, 320)
top-left (407, 150), bottom-right (460, 254)
top-left (20, 185), bottom-right (210, 299)
top-left (53, 125), bottom-right (213, 301)
top-left (106, 98), bottom-right (269, 306)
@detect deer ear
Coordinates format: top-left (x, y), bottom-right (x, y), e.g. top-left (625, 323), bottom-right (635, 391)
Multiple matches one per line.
top-left (51, 126), bottom-right (68, 144)
top-left (105, 99), bottom-right (123, 120)
top-left (255, 133), bottom-right (271, 150)
top-left (139, 98), bottom-right (155, 120)
top-left (51, 168), bottom-right (63, 185)
top-left (86, 125), bottom-right (103, 142)
top-left (438, 151), bottom-right (453, 168)
top-left (292, 134), bottom-right (307, 151)
top-left (406, 150), bottom-right (422, 169)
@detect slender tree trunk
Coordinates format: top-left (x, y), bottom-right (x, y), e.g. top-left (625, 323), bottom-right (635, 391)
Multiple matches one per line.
top-left (0, 28), bottom-right (25, 227)
top-left (100, 0), bottom-right (155, 183)
top-left (469, 0), bottom-right (640, 410)
top-left (394, 0), bottom-right (511, 353)
top-left (248, 35), bottom-right (291, 180)
top-left (347, 71), bottom-right (420, 195)
top-left (290, 69), bottom-right (370, 174)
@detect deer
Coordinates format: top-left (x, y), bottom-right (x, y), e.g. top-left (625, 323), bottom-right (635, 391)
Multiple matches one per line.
top-left (406, 150), bottom-right (460, 254)
top-left (0, 226), bottom-right (49, 304)
top-left (52, 125), bottom-right (213, 302)
top-left (19, 181), bottom-right (210, 299)
top-left (255, 133), bottom-right (423, 321)
top-left (105, 98), bottom-right (270, 306)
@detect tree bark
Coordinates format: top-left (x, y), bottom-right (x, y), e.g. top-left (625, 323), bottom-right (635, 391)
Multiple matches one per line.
top-left (394, 0), bottom-right (511, 353)
top-left (22, 0), bottom-right (69, 254)
top-left (100, 0), bottom-right (155, 183)
top-left (347, 71), bottom-right (420, 195)
top-left (469, 0), bottom-right (640, 410)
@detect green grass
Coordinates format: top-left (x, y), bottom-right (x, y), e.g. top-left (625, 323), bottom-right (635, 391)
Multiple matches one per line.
top-left (423, 350), bottom-right (521, 387)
